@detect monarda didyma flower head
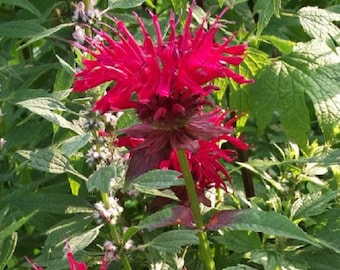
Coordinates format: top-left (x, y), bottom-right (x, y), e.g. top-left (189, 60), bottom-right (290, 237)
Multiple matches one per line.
top-left (73, 5), bottom-right (252, 187)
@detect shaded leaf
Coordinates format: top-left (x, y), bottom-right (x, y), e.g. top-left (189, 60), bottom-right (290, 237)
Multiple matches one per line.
top-left (254, 0), bottom-right (281, 36)
top-left (0, 233), bottom-right (17, 270)
top-left (291, 190), bottom-right (339, 220)
top-left (0, 211), bottom-right (37, 241)
top-left (133, 169), bottom-right (182, 190)
top-left (13, 193), bottom-right (93, 215)
top-left (213, 231), bottom-right (261, 253)
top-left (148, 230), bottom-right (199, 252)
top-left (18, 23), bottom-right (74, 50)
top-left (0, 20), bottom-right (45, 38)
top-left (137, 205), bottom-right (195, 230)
top-left (0, 0), bottom-right (41, 16)
top-left (44, 215), bottom-right (93, 248)
top-left (108, 0), bottom-right (145, 9)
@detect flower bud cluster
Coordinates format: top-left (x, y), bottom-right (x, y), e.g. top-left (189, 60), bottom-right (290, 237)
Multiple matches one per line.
top-left (93, 196), bottom-right (123, 224)
top-left (103, 240), bottom-right (118, 261)
top-left (82, 109), bottom-right (125, 167)
top-left (0, 138), bottom-right (6, 149)
top-left (72, 0), bottom-right (101, 23)
top-left (72, 0), bottom-right (102, 43)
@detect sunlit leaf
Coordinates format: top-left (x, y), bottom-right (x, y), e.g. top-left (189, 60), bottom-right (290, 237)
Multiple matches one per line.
top-left (298, 6), bottom-right (340, 49)
top-left (207, 209), bottom-right (319, 247)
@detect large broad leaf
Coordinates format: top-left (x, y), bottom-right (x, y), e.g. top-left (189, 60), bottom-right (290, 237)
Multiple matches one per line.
top-left (298, 6), bottom-right (340, 49)
top-left (249, 40), bottom-right (340, 147)
top-left (254, 0), bottom-right (281, 36)
top-left (249, 60), bottom-right (310, 147)
top-left (207, 209), bottom-right (318, 247)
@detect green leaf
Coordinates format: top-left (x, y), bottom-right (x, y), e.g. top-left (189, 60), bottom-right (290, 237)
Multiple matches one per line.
top-left (249, 60), bottom-right (310, 147)
top-left (298, 6), bottom-right (340, 49)
top-left (222, 265), bottom-right (258, 270)
top-left (87, 164), bottom-right (125, 193)
top-left (133, 187), bottom-right (179, 200)
top-left (61, 133), bottom-right (91, 157)
top-left (294, 249), bottom-right (340, 270)
top-left (122, 226), bottom-right (140, 248)
top-left (213, 231), bottom-right (262, 253)
top-left (133, 170), bottom-right (182, 190)
top-left (261, 35), bottom-right (295, 54)
top-left (288, 41), bottom-right (340, 140)
top-left (228, 47), bottom-right (270, 112)
top-left (116, 109), bottom-right (138, 130)
top-left (14, 193), bottom-right (93, 214)
top-left (0, 211), bottom-right (37, 241)
top-left (254, 0), bottom-right (281, 36)
top-left (18, 23), bottom-right (74, 50)
top-left (17, 149), bottom-right (87, 181)
top-left (0, 233), bottom-right (17, 270)
top-left (137, 206), bottom-right (195, 231)
top-left (0, 0), bottom-right (41, 16)
top-left (315, 209), bottom-right (340, 254)
top-left (16, 97), bottom-right (83, 134)
top-left (250, 250), bottom-right (284, 270)
top-left (44, 215), bottom-right (93, 248)
top-left (148, 230), bottom-right (199, 252)
top-left (207, 209), bottom-right (319, 247)
top-left (108, 0), bottom-right (145, 9)
top-left (55, 54), bottom-right (76, 75)
top-left (0, 20), bottom-right (45, 38)
top-left (291, 190), bottom-right (339, 220)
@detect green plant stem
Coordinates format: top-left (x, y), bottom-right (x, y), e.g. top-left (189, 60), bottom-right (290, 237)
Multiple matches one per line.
top-left (100, 192), bottom-right (132, 270)
top-left (176, 149), bottom-right (216, 270)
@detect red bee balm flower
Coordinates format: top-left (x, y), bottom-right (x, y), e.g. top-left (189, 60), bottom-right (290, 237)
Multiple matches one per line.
top-left (73, 6), bottom-right (252, 112)
top-left (73, 6), bottom-right (252, 184)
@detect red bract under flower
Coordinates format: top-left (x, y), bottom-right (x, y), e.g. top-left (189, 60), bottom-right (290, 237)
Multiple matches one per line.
top-left (73, 6), bottom-right (252, 113)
